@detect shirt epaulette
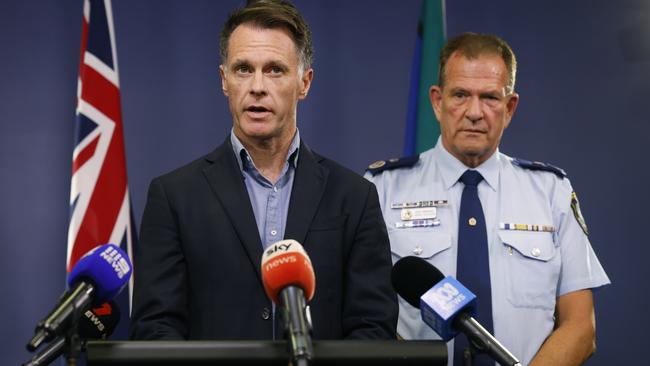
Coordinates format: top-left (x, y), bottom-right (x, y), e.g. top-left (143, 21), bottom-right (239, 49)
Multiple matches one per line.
top-left (512, 158), bottom-right (567, 179)
top-left (366, 155), bottom-right (419, 176)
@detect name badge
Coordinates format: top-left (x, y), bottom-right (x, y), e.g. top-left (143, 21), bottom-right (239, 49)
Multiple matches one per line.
top-left (391, 200), bottom-right (448, 209)
top-left (401, 207), bottom-right (437, 221)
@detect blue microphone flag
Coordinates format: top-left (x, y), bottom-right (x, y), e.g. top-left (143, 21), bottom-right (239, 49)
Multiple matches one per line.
top-left (420, 275), bottom-right (477, 341)
top-left (68, 243), bottom-right (132, 304)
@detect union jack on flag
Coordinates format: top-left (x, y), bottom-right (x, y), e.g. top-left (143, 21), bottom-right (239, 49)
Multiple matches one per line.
top-left (68, 0), bottom-right (135, 308)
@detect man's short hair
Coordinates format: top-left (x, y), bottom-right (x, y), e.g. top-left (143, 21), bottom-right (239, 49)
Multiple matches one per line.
top-left (438, 32), bottom-right (517, 94)
top-left (220, 0), bottom-right (313, 71)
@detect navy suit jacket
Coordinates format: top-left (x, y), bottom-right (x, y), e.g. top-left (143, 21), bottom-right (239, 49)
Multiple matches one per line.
top-left (130, 138), bottom-right (397, 340)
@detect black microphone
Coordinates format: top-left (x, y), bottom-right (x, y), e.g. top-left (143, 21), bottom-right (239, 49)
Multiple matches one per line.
top-left (392, 256), bottom-right (521, 366)
top-left (27, 244), bottom-right (131, 351)
top-left (22, 301), bottom-right (121, 366)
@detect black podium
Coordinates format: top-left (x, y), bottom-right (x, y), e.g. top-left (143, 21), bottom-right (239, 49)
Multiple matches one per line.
top-left (85, 340), bottom-right (447, 365)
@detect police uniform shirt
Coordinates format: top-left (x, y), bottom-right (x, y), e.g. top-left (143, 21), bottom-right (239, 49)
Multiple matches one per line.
top-left (365, 139), bottom-right (610, 365)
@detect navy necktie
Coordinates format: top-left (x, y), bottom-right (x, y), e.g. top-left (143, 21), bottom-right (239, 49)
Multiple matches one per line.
top-left (453, 170), bottom-right (493, 366)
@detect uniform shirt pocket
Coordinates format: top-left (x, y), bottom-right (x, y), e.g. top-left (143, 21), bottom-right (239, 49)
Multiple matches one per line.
top-left (498, 230), bottom-right (560, 310)
top-left (388, 229), bottom-right (453, 274)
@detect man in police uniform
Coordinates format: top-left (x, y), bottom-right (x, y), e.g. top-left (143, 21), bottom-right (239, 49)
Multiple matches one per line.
top-left (366, 33), bottom-right (609, 365)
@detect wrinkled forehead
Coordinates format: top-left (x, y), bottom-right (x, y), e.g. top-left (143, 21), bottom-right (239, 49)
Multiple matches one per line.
top-left (444, 53), bottom-right (509, 90)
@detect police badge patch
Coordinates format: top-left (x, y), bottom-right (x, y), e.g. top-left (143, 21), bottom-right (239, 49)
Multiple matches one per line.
top-left (571, 191), bottom-right (589, 235)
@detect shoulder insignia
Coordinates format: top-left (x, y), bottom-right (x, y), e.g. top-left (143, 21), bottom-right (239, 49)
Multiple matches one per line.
top-left (571, 191), bottom-right (589, 236)
top-left (366, 155), bottom-right (419, 176)
top-left (512, 158), bottom-right (567, 179)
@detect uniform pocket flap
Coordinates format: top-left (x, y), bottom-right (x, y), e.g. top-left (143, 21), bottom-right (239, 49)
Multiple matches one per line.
top-left (389, 230), bottom-right (452, 259)
top-left (498, 230), bottom-right (556, 261)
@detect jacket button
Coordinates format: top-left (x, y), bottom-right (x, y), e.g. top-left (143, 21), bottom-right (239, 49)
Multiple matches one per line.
top-left (261, 307), bottom-right (271, 320)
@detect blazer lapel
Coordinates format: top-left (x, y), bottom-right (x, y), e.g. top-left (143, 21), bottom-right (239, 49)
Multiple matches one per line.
top-left (202, 138), bottom-right (264, 280)
top-left (285, 142), bottom-right (329, 245)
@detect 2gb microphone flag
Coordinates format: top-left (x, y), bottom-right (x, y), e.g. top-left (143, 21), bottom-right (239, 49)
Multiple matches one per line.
top-left (68, 0), bottom-right (136, 332)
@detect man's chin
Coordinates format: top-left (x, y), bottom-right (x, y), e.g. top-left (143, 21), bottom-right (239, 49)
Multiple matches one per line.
top-left (237, 126), bottom-right (283, 143)
top-left (448, 140), bottom-right (491, 159)
top-left (234, 119), bottom-right (295, 143)
top-left (459, 145), bottom-right (498, 163)
top-left (239, 121), bottom-right (274, 137)
top-left (456, 140), bottom-right (492, 155)
top-left (242, 131), bottom-right (274, 141)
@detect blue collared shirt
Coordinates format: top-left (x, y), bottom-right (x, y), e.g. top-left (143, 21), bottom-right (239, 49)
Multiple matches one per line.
top-left (366, 138), bottom-right (610, 365)
top-left (230, 130), bottom-right (300, 249)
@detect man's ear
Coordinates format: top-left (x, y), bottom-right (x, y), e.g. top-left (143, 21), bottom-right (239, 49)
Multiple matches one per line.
top-left (298, 68), bottom-right (314, 99)
top-left (504, 92), bottom-right (520, 128)
top-left (429, 85), bottom-right (443, 122)
top-left (219, 64), bottom-right (228, 96)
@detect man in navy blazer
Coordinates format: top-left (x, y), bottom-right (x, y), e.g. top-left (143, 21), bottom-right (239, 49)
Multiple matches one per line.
top-left (129, 0), bottom-right (397, 340)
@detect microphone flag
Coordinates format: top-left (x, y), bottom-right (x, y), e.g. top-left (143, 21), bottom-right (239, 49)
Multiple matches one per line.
top-left (420, 276), bottom-right (476, 341)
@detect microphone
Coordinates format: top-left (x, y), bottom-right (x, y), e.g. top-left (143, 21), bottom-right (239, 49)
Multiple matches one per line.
top-left (392, 256), bottom-right (521, 366)
top-left (261, 239), bottom-right (315, 366)
top-left (22, 301), bottom-right (121, 366)
top-left (27, 243), bottom-right (131, 351)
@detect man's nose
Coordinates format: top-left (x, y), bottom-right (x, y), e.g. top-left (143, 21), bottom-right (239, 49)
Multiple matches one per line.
top-left (465, 96), bottom-right (483, 122)
top-left (249, 71), bottom-right (267, 96)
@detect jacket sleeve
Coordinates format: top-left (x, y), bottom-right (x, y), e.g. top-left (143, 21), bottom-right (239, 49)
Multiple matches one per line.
top-left (342, 181), bottom-right (398, 339)
top-left (129, 177), bottom-right (188, 340)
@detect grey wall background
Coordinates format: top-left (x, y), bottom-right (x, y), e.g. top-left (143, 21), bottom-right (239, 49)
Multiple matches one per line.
top-left (2, 0), bottom-right (648, 364)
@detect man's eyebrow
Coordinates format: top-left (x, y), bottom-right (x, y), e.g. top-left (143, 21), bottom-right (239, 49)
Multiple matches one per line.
top-left (228, 59), bottom-right (290, 69)
top-left (230, 59), bottom-right (249, 67)
top-left (265, 60), bottom-right (289, 69)
top-left (447, 87), bottom-right (469, 94)
top-left (480, 90), bottom-right (502, 96)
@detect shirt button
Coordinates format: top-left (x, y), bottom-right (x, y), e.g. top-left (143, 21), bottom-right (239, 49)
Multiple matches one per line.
top-left (273, 186), bottom-right (278, 192)
top-left (270, 230), bottom-right (277, 236)
top-left (531, 247), bottom-right (541, 257)
top-left (261, 307), bottom-right (271, 320)
top-left (412, 245), bottom-right (423, 256)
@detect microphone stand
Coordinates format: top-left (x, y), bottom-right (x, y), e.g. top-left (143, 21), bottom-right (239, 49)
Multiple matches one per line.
top-left (281, 286), bottom-right (313, 366)
top-left (22, 316), bottom-right (84, 366)
top-left (456, 313), bottom-right (522, 366)
top-left (64, 301), bottom-right (83, 366)
top-left (462, 345), bottom-right (473, 366)
top-left (23, 290), bottom-right (86, 366)
top-left (22, 337), bottom-right (65, 366)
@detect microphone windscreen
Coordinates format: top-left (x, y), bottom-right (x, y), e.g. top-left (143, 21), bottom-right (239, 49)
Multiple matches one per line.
top-left (77, 300), bottom-right (121, 339)
top-left (261, 239), bottom-right (315, 304)
top-left (391, 256), bottom-right (445, 308)
top-left (68, 244), bottom-right (132, 304)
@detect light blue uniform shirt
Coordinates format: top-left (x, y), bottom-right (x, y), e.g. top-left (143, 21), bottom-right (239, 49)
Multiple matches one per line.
top-left (230, 129), bottom-right (300, 248)
top-left (365, 139), bottom-right (610, 366)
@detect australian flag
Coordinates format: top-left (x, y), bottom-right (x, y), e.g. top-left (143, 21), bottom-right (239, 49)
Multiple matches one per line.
top-left (68, 0), bottom-right (135, 338)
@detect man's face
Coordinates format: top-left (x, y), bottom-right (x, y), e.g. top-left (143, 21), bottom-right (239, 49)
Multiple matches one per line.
top-left (429, 52), bottom-right (519, 168)
top-left (219, 24), bottom-right (313, 144)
